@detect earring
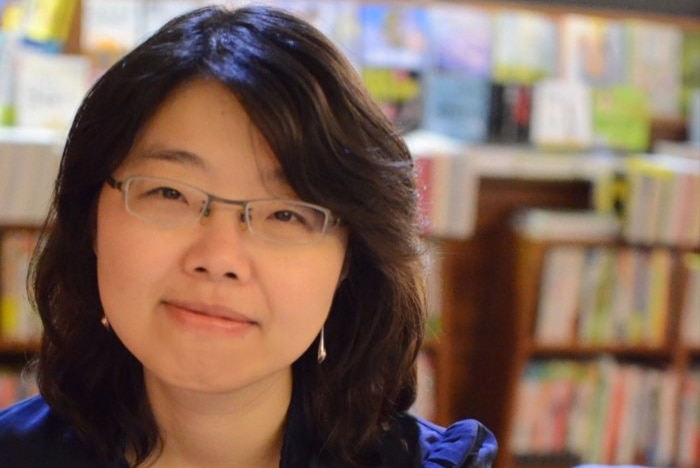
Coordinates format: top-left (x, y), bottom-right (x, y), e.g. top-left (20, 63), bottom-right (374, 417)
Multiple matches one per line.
top-left (100, 315), bottom-right (110, 330)
top-left (317, 327), bottom-right (327, 364)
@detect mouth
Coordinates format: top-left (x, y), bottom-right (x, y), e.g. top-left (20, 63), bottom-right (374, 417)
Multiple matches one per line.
top-left (163, 300), bottom-right (257, 335)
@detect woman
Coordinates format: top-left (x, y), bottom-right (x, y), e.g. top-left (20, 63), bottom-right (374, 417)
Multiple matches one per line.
top-left (0, 5), bottom-right (496, 467)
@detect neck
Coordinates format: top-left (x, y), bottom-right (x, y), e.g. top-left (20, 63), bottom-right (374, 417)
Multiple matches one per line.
top-left (137, 369), bottom-right (292, 468)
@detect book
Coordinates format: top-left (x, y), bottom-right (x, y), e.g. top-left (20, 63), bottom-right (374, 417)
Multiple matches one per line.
top-left (511, 362), bottom-right (544, 453)
top-left (559, 14), bottom-right (626, 87)
top-left (425, 4), bottom-right (491, 75)
top-left (623, 154), bottom-right (700, 247)
top-left (362, 67), bottom-right (423, 133)
top-left (0, 2), bottom-right (22, 125)
top-left (488, 82), bottom-right (532, 144)
top-left (422, 238), bottom-right (443, 341)
top-left (406, 129), bottom-right (473, 238)
top-left (625, 19), bottom-right (683, 119)
top-left (677, 370), bottom-right (700, 467)
top-left (274, 0), bottom-right (362, 67)
top-left (421, 72), bottom-right (490, 142)
top-left (680, 253), bottom-right (700, 345)
top-left (14, 48), bottom-right (89, 130)
top-left (513, 357), bottom-right (683, 465)
top-left (680, 30), bottom-right (700, 116)
top-left (529, 79), bottom-right (593, 150)
top-left (491, 10), bottom-right (557, 84)
top-left (611, 364), bottom-right (644, 463)
top-left (591, 86), bottom-right (650, 152)
top-left (80, 0), bottom-right (145, 78)
top-left (360, 3), bottom-right (429, 70)
top-left (645, 248), bottom-right (672, 346)
top-left (513, 208), bottom-right (621, 243)
top-left (359, 4), bottom-right (430, 131)
top-left (610, 248), bottom-right (636, 343)
top-left (411, 149), bottom-right (476, 239)
top-left (0, 230), bottom-right (42, 343)
top-left (80, 0), bottom-right (143, 53)
top-left (577, 248), bottom-right (614, 344)
top-left (0, 127), bottom-right (63, 224)
top-left (21, 0), bottom-right (78, 52)
top-left (535, 246), bottom-right (586, 344)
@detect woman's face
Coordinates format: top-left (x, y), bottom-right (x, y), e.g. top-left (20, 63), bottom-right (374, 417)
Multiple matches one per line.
top-left (95, 78), bottom-right (348, 395)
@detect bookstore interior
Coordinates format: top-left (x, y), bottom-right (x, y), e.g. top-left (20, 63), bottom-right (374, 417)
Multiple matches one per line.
top-left (1, 1), bottom-right (700, 467)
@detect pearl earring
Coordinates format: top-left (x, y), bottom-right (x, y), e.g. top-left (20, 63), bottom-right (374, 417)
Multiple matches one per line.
top-left (100, 315), bottom-right (110, 329)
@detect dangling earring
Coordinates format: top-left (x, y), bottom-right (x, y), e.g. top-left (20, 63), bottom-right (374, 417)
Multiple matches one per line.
top-left (100, 315), bottom-right (110, 330)
top-left (317, 327), bottom-right (327, 364)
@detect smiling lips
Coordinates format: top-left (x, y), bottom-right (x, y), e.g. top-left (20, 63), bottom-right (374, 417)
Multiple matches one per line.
top-left (163, 300), bottom-right (257, 335)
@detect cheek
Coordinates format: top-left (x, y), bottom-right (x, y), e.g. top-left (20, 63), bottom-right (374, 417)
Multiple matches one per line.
top-left (263, 248), bottom-right (346, 329)
top-left (95, 202), bottom-right (163, 318)
top-left (96, 221), bottom-right (136, 317)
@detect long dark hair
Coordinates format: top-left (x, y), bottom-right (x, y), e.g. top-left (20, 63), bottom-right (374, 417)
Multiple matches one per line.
top-left (31, 5), bottom-right (425, 466)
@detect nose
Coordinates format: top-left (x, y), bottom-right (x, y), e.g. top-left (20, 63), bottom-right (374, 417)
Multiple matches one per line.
top-left (182, 206), bottom-right (252, 281)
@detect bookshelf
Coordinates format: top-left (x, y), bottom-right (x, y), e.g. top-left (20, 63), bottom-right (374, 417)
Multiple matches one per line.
top-left (496, 216), bottom-right (700, 467)
top-left (0, 225), bottom-right (41, 409)
top-left (401, 2), bottom-right (699, 465)
top-left (0, 128), bottom-right (60, 409)
top-left (420, 144), bottom-right (700, 467)
top-left (425, 173), bottom-right (594, 424)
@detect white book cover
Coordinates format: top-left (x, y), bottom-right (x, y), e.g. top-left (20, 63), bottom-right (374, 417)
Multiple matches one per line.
top-left (626, 20), bottom-right (683, 118)
top-left (0, 31), bottom-right (20, 124)
top-left (0, 130), bottom-right (62, 224)
top-left (14, 49), bottom-right (89, 131)
top-left (81, 0), bottom-right (144, 52)
top-left (535, 246), bottom-right (586, 344)
top-left (491, 10), bottom-right (557, 84)
top-left (530, 79), bottom-right (593, 149)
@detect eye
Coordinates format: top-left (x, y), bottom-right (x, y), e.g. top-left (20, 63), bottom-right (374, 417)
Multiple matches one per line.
top-left (271, 209), bottom-right (305, 224)
top-left (147, 186), bottom-right (188, 203)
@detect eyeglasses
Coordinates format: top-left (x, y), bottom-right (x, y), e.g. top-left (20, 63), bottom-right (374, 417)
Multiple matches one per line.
top-left (106, 176), bottom-right (341, 245)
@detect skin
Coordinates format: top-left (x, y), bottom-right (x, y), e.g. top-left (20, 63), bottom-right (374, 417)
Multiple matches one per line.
top-left (94, 78), bottom-right (348, 467)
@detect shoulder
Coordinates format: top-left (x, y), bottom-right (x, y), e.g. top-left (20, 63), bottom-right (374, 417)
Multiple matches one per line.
top-left (0, 395), bottom-right (108, 467)
top-left (0, 395), bottom-right (57, 442)
top-left (399, 413), bottom-right (498, 468)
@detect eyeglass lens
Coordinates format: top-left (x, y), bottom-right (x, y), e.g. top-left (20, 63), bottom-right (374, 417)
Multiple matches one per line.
top-left (121, 177), bottom-right (331, 244)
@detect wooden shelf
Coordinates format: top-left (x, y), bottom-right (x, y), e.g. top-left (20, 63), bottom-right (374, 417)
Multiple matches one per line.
top-left (527, 342), bottom-right (675, 359)
top-left (0, 339), bottom-right (40, 355)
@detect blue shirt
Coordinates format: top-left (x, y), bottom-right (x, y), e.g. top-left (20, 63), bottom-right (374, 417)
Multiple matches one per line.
top-left (0, 396), bottom-right (497, 467)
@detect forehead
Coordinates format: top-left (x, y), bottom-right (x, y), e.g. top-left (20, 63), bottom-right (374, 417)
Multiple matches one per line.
top-left (120, 78), bottom-right (289, 190)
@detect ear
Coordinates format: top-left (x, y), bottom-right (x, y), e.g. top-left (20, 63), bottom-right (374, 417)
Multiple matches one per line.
top-left (338, 250), bottom-right (350, 285)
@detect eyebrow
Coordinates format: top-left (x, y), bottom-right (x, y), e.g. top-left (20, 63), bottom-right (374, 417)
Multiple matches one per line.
top-left (132, 147), bottom-right (291, 190)
top-left (134, 148), bottom-right (208, 170)
top-left (262, 167), bottom-right (288, 184)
